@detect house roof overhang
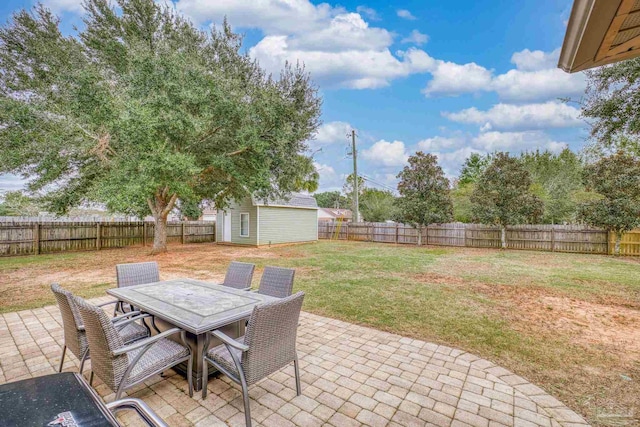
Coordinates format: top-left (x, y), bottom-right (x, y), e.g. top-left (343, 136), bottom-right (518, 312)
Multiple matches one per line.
top-left (559, 0), bottom-right (640, 73)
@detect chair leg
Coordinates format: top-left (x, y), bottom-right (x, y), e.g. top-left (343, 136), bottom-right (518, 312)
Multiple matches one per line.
top-left (201, 359), bottom-right (208, 399)
top-left (294, 356), bottom-right (302, 396)
top-left (240, 378), bottom-right (252, 427)
top-left (187, 355), bottom-right (193, 398)
top-left (58, 345), bottom-right (67, 373)
top-left (79, 348), bottom-right (90, 374)
top-left (89, 371), bottom-right (94, 386)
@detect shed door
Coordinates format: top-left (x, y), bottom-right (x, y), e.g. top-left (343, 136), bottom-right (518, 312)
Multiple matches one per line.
top-left (222, 211), bottom-right (232, 242)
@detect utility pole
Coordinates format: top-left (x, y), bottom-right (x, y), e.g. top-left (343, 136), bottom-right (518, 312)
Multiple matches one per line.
top-left (350, 129), bottom-right (359, 223)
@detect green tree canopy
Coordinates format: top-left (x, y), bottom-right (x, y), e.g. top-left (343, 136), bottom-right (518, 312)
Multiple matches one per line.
top-left (0, 1), bottom-right (321, 252)
top-left (359, 188), bottom-right (397, 222)
top-left (313, 191), bottom-right (348, 209)
top-left (458, 153), bottom-right (492, 185)
top-left (0, 191), bottom-right (41, 216)
top-left (451, 182), bottom-right (474, 223)
top-left (177, 198), bottom-right (202, 221)
top-left (582, 58), bottom-right (640, 144)
top-left (395, 152), bottom-right (453, 242)
top-left (520, 148), bottom-right (585, 224)
top-left (471, 152), bottom-right (544, 247)
top-left (578, 152), bottom-right (640, 255)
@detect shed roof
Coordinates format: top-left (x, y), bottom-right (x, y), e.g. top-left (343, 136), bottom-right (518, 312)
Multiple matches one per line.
top-left (252, 193), bottom-right (318, 209)
top-left (319, 208), bottom-right (353, 219)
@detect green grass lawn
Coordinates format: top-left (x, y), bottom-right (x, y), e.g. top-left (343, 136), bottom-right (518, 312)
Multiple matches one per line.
top-left (1, 240), bottom-right (638, 425)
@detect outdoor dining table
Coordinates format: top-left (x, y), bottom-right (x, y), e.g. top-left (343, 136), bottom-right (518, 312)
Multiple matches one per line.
top-left (0, 372), bottom-right (166, 427)
top-left (107, 278), bottom-right (279, 391)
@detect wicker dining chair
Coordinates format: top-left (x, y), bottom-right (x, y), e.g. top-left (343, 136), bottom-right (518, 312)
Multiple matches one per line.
top-left (74, 296), bottom-right (193, 400)
top-left (115, 261), bottom-right (160, 314)
top-left (202, 292), bottom-right (305, 427)
top-left (257, 266), bottom-right (295, 298)
top-left (51, 284), bottom-right (150, 374)
top-left (222, 262), bottom-right (255, 290)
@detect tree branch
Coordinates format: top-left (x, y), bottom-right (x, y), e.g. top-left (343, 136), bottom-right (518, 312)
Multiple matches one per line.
top-left (225, 147), bottom-right (250, 156)
top-left (162, 193), bottom-right (178, 217)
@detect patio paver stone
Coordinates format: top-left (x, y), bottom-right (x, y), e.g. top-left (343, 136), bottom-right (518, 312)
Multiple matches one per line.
top-left (0, 297), bottom-right (591, 427)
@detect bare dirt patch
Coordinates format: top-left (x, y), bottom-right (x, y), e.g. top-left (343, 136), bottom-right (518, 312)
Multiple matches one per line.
top-left (412, 272), bottom-right (640, 365)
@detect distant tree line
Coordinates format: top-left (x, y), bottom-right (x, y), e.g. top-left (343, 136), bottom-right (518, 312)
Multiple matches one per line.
top-left (313, 143), bottom-right (640, 255)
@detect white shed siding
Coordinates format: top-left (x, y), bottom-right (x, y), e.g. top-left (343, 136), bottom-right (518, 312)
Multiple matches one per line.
top-left (258, 206), bottom-right (318, 245)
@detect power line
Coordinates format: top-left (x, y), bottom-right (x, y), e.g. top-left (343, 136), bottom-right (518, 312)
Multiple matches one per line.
top-left (360, 174), bottom-right (398, 194)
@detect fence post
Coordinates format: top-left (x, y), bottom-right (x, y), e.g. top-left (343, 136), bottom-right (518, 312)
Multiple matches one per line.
top-left (425, 225), bottom-right (429, 246)
top-left (395, 223), bottom-right (399, 244)
top-left (550, 227), bottom-right (555, 252)
top-left (345, 222), bottom-right (349, 241)
top-left (96, 223), bottom-right (101, 250)
top-left (464, 224), bottom-right (468, 248)
top-left (182, 222), bottom-right (186, 244)
top-left (369, 223), bottom-right (373, 242)
top-left (33, 223), bottom-right (40, 255)
top-left (143, 222), bottom-right (147, 246)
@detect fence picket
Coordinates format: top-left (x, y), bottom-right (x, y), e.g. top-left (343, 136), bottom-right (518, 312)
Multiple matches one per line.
top-left (0, 220), bottom-right (215, 257)
top-left (317, 221), bottom-right (637, 256)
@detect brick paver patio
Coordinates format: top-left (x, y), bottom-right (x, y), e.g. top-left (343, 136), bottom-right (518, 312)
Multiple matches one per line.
top-left (0, 297), bottom-right (590, 427)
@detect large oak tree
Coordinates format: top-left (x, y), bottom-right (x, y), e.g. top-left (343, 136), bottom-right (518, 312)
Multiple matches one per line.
top-left (0, 0), bottom-right (321, 253)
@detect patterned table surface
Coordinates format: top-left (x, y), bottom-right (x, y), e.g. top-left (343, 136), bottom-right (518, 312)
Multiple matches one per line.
top-left (107, 278), bottom-right (278, 334)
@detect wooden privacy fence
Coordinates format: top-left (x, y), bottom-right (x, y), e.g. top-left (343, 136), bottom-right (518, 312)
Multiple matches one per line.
top-left (0, 220), bottom-right (215, 257)
top-left (318, 222), bottom-right (640, 256)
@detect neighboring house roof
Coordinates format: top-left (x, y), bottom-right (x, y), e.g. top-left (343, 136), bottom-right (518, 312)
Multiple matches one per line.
top-left (251, 193), bottom-right (318, 209)
top-left (318, 208), bottom-right (353, 219)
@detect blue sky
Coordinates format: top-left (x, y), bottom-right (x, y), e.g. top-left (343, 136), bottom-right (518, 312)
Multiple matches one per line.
top-left (0, 0), bottom-right (588, 194)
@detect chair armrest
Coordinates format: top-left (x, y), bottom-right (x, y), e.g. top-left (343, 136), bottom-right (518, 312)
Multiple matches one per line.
top-left (106, 397), bottom-right (168, 427)
top-left (113, 313), bottom-right (152, 330)
top-left (113, 328), bottom-right (182, 356)
top-left (211, 330), bottom-right (249, 352)
top-left (96, 299), bottom-right (119, 308)
top-left (112, 311), bottom-right (143, 323)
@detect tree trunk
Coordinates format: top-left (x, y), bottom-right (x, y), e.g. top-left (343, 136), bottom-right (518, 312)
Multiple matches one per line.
top-left (153, 213), bottom-right (169, 254)
top-left (417, 225), bottom-right (422, 246)
top-left (614, 232), bottom-right (622, 256)
top-left (148, 188), bottom-right (178, 254)
top-left (501, 226), bottom-right (506, 249)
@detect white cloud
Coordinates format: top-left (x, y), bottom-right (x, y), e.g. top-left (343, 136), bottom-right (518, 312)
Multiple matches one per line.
top-left (250, 38), bottom-right (433, 89)
top-left (313, 121), bottom-right (352, 145)
top-left (421, 48), bottom-right (586, 102)
top-left (397, 9), bottom-right (417, 20)
top-left (41, 0), bottom-right (85, 13)
top-left (491, 67), bottom-right (585, 102)
top-left (422, 60), bottom-right (493, 96)
top-left (413, 130), bottom-right (570, 177)
top-left (362, 140), bottom-right (409, 167)
top-left (510, 48), bottom-right (560, 71)
top-left (356, 6), bottom-right (380, 21)
top-left (401, 30), bottom-right (429, 46)
top-left (472, 131), bottom-right (566, 152)
top-left (175, 0), bottom-right (339, 34)
top-left (313, 162), bottom-right (344, 189)
top-left (443, 101), bottom-right (582, 131)
top-left (417, 135), bottom-right (466, 151)
top-left (288, 13), bottom-right (392, 52)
